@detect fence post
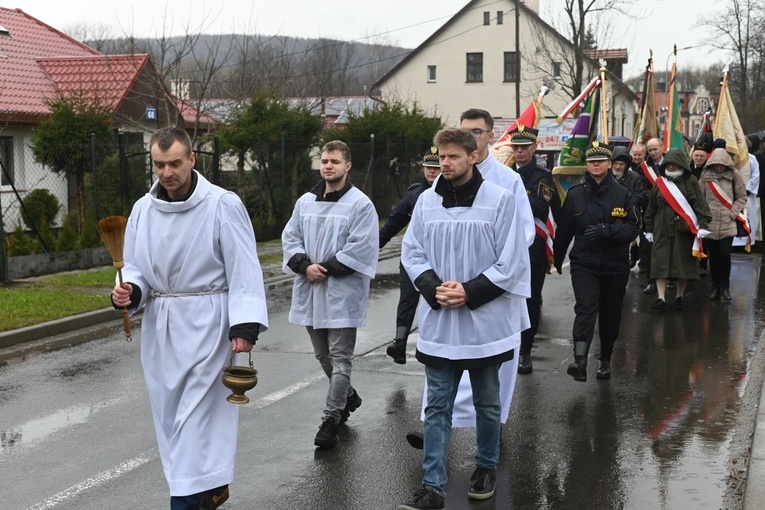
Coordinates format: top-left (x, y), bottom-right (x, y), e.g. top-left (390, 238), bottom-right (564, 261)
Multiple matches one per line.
top-left (0, 188), bottom-right (5, 282)
top-left (280, 132), bottom-right (286, 222)
top-left (212, 135), bottom-right (220, 185)
top-left (91, 133), bottom-right (100, 220)
top-left (118, 132), bottom-right (127, 213)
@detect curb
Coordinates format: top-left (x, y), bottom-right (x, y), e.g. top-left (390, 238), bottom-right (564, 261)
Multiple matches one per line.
top-left (0, 249), bottom-right (402, 355)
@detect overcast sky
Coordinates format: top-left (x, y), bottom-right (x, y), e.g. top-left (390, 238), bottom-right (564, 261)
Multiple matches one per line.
top-left (10, 0), bottom-right (728, 80)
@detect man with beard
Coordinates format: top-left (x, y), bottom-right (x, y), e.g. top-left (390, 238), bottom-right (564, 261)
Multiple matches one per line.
top-left (399, 128), bottom-right (529, 509)
top-left (282, 140), bottom-right (379, 449)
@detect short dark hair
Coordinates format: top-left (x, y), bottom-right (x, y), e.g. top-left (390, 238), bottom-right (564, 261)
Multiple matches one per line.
top-left (321, 140), bottom-right (352, 163)
top-left (460, 108), bottom-right (494, 130)
top-left (434, 128), bottom-right (478, 155)
top-left (150, 127), bottom-right (192, 157)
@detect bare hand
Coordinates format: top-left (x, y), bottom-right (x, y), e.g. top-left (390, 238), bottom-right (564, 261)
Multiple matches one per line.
top-left (305, 263), bottom-right (328, 283)
top-left (111, 283), bottom-right (133, 307)
top-left (435, 281), bottom-right (467, 309)
top-left (231, 337), bottom-right (254, 353)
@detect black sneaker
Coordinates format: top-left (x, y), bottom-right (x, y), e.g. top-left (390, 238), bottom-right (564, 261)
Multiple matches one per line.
top-left (386, 339), bottom-right (407, 364)
top-left (468, 467), bottom-right (497, 500)
top-left (406, 430), bottom-right (424, 449)
top-left (517, 354), bottom-right (533, 374)
top-left (398, 487), bottom-right (445, 510)
top-left (314, 419), bottom-right (338, 448)
top-left (339, 389), bottom-right (362, 424)
top-left (200, 485), bottom-right (229, 510)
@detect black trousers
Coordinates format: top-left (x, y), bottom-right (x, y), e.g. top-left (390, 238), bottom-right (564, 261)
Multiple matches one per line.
top-left (706, 236), bottom-right (734, 285)
top-left (520, 259), bottom-right (547, 356)
top-left (395, 263), bottom-right (419, 337)
top-left (571, 271), bottom-right (629, 361)
top-left (639, 232), bottom-right (653, 277)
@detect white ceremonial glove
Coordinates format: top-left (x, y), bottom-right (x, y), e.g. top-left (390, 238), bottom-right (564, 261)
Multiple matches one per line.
top-left (644, 232), bottom-right (654, 243)
top-left (697, 229), bottom-right (710, 239)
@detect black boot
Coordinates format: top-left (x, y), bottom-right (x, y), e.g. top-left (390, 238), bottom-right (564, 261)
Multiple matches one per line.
top-left (643, 281), bottom-right (657, 294)
top-left (385, 327), bottom-right (408, 364)
top-left (567, 342), bottom-right (588, 382)
top-left (518, 354), bottom-right (533, 374)
top-left (596, 358), bottom-right (611, 380)
top-left (709, 282), bottom-right (721, 301)
top-left (721, 283), bottom-right (732, 302)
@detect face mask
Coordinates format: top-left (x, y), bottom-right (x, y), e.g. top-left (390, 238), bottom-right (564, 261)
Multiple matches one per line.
top-left (665, 169), bottom-right (684, 179)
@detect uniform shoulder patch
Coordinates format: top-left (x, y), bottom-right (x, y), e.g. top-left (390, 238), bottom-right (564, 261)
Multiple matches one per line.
top-left (539, 182), bottom-right (554, 202)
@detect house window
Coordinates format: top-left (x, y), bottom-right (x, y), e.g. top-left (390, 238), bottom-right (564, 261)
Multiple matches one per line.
top-left (697, 98), bottom-right (709, 114)
top-left (466, 53), bottom-right (483, 83)
top-left (504, 52), bottom-right (520, 83)
top-left (497, 11), bottom-right (504, 24)
top-left (0, 136), bottom-right (13, 186)
top-left (552, 62), bottom-right (562, 78)
top-left (427, 65), bottom-right (437, 83)
top-left (483, 12), bottom-right (490, 25)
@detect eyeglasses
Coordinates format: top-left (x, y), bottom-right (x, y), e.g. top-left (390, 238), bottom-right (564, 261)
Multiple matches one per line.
top-left (468, 128), bottom-right (491, 137)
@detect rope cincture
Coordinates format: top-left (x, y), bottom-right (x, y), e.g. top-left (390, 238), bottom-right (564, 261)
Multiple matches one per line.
top-left (149, 288), bottom-right (229, 298)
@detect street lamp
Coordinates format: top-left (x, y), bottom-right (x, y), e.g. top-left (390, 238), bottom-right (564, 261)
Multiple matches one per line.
top-left (666, 45), bottom-right (697, 91)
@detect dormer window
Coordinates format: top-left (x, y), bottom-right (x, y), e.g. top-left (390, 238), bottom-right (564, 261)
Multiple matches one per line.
top-left (0, 24), bottom-right (10, 37)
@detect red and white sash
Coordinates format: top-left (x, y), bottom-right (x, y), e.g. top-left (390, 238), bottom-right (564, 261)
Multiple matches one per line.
top-left (654, 176), bottom-right (706, 259)
top-left (705, 179), bottom-right (751, 250)
top-left (640, 161), bottom-right (659, 187)
top-left (534, 209), bottom-right (556, 272)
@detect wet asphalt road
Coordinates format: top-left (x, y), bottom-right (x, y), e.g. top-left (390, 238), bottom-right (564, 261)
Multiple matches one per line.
top-left (1, 253), bottom-right (764, 510)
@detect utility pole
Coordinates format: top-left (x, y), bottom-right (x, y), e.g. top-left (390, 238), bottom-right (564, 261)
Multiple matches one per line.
top-left (515, 0), bottom-right (521, 118)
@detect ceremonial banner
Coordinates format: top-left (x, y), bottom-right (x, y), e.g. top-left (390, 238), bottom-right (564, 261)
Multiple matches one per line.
top-left (551, 89), bottom-right (599, 203)
top-left (714, 71), bottom-right (749, 171)
top-left (492, 87), bottom-right (548, 166)
top-left (634, 55), bottom-right (659, 144)
top-left (663, 60), bottom-right (685, 151)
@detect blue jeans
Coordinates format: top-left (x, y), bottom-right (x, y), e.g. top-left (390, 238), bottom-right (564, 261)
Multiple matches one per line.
top-left (422, 362), bottom-right (501, 495)
top-left (306, 327), bottom-right (357, 423)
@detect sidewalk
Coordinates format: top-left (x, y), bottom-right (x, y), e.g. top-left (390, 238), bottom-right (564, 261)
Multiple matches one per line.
top-left (0, 243), bottom-right (403, 359)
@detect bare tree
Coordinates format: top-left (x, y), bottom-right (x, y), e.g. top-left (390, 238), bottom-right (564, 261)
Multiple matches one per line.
top-left (528, 0), bottom-right (637, 101)
top-left (701, 0), bottom-right (765, 109)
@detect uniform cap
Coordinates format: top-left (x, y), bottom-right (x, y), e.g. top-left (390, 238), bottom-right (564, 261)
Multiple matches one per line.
top-left (509, 124), bottom-right (539, 145)
top-left (585, 141), bottom-right (614, 161)
top-left (421, 146), bottom-right (440, 168)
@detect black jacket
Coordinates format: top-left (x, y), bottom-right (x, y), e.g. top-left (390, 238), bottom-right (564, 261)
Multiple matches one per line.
top-left (379, 179), bottom-right (430, 248)
top-left (615, 169), bottom-right (649, 211)
top-left (553, 173), bottom-right (640, 276)
top-left (513, 160), bottom-right (557, 261)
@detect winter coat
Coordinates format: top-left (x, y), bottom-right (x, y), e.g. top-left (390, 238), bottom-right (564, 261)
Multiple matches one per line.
top-left (699, 149), bottom-right (747, 241)
top-left (644, 149), bottom-right (712, 280)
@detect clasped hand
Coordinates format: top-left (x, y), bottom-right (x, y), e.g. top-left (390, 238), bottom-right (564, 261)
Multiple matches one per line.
top-left (435, 281), bottom-right (467, 308)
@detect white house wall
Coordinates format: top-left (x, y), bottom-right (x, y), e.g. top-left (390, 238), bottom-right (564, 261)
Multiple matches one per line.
top-left (1, 127), bottom-right (68, 232)
top-left (377, 0), bottom-right (635, 137)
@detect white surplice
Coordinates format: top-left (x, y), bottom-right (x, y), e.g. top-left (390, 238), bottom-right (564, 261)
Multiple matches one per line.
top-left (121, 171), bottom-right (268, 496)
top-left (282, 185), bottom-right (379, 328)
top-left (402, 176), bottom-right (531, 427)
top-left (454, 155), bottom-right (536, 427)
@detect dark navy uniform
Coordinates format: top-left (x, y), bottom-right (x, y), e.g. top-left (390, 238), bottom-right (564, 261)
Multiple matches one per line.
top-left (507, 124), bottom-right (557, 374)
top-left (383, 146), bottom-right (440, 364)
top-left (514, 159), bottom-right (556, 362)
top-left (553, 142), bottom-right (640, 381)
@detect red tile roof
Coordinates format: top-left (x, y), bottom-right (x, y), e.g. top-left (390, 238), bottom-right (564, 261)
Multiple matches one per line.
top-left (584, 48), bottom-right (629, 62)
top-left (38, 54), bottom-right (149, 110)
top-left (0, 7), bottom-right (98, 118)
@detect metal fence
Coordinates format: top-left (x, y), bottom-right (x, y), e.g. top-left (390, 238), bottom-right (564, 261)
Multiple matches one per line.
top-left (0, 135), bottom-right (430, 267)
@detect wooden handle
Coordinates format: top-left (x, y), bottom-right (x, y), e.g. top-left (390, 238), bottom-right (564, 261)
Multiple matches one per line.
top-left (122, 308), bottom-right (132, 339)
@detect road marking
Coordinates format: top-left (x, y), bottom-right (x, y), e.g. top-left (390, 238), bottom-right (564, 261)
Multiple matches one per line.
top-left (249, 373), bottom-right (326, 410)
top-left (25, 452), bottom-right (157, 510)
